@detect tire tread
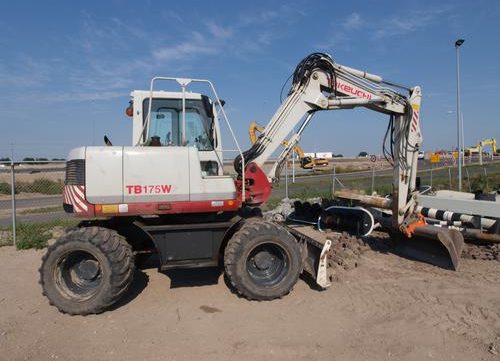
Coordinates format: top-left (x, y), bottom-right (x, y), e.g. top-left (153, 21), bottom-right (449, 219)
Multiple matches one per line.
top-left (39, 226), bottom-right (134, 315)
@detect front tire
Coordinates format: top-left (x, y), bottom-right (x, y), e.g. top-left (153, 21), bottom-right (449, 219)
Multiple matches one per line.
top-left (224, 221), bottom-right (302, 300)
top-left (39, 227), bottom-right (134, 315)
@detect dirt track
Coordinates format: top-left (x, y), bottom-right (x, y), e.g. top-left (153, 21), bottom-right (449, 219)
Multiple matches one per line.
top-left (0, 245), bottom-right (499, 361)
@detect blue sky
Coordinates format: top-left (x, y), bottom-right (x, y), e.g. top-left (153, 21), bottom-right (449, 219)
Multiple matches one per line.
top-left (0, 0), bottom-right (499, 159)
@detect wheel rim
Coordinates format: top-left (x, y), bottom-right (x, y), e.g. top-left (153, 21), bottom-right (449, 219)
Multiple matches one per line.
top-left (54, 250), bottom-right (103, 301)
top-left (246, 243), bottom-right (289, 286)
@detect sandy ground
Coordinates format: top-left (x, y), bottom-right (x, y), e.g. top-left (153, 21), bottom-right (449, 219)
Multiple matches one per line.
top-left (0, 245), bottom-right (499, 361)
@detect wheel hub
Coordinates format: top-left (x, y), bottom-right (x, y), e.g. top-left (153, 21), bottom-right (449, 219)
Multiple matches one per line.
top-left (55, 250), bottom-right (103, 300)
top-left (253, 251), bottom-right (274, 270)
top-left (246, 243), bottom-right (289, 286)
top-left (76, 259), bottom-right (100, 280)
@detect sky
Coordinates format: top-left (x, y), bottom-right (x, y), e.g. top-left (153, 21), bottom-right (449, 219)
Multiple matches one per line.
top-left (0, 0), bottom-right (499, 160)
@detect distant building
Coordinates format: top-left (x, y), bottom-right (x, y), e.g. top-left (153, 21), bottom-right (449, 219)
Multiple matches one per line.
top-left (302, 152), bottom-right (333, 158)
top-left (315, 152), bottom-right (333, 159)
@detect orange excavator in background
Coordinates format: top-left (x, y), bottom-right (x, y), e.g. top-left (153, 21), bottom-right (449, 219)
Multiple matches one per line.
top-left (248, 121), bottom-right (329, 169)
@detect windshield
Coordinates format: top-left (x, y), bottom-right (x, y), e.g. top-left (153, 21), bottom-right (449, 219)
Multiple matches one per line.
top-left (143, 98), bottom-right (214, 151)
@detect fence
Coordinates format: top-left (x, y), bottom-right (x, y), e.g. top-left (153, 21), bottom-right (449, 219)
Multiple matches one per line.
top-left (0, 160), bottom-right (499, 248)
top-left (272, 160), bottom-right (500, 205)
top-left (0, 161), bottom-right (77, 249)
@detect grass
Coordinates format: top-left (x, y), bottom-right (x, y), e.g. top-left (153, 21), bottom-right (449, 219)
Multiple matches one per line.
top-left (15, 223), bottom-right (53, 249)
top-left (0, 182), bottom-right (11, 195)
top-left (0, 219), bottom-right (79, 249)
top-left (0, 178), bottom-right (64, 195)
top-left (268, 162), bottom-right (500, 206)
top-left (19, 205), bottom-right (63, 215)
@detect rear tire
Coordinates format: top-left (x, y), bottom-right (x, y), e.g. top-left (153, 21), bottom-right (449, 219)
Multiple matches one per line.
top-left (224, 221), bottom-right (302, 300)
top-left (39, 226), bottom-right (134, 315)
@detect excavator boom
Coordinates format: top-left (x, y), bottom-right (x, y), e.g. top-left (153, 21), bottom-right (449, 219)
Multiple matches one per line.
top-left (237, 52), bottom-right (463, 268)
top-left (248, 121), bottom-right (328, 169)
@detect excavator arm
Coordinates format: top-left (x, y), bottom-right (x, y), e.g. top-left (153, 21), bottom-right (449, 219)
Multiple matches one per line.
top-left (236, 52), bottom-right (463, 269)
top-left (237, 53), bottom-right (422, 226)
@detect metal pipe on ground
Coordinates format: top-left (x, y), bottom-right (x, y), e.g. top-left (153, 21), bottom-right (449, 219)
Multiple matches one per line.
top-left (334, 190), bottom-right (392, 209)
top-left (461, 229), bottom-right (500, 244)
top-left (416, 206), bottom-right (496, 230)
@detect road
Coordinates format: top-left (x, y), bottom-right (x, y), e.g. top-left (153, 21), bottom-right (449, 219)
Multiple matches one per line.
top-left (0, 165), bottom-right (64, 175)
top-left (0, 211), bottom-right (69, 227)
top-left (0, 195), bottom-right (62, 210)
top-left (0, 195), bottom-right (65, 226)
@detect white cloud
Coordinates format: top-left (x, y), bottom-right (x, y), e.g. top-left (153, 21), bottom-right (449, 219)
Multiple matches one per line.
top-left (206, 21), bottom-right (233, 39)
top-left (239, 4), bottom-right (306, 27)
top-left (0, 57), bottom-right (53, 88)
top-left (373, 7), bottom-right (450, 39)
top-left (343, 12), bottom-right (363, 30)
top-left (152, 32), bottom-right (218, 61)
top-left (316, 12), bottom-right (363, 50)
top-left (2, 5), bottom-right (307, 107)
top-left (318, 7), bottom-right (451, 49)
top-left (161, 10), bottom-right (184, 24)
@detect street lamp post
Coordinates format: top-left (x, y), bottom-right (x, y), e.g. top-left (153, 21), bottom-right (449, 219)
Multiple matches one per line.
top-left (455, 38), bottom-right (465, 191)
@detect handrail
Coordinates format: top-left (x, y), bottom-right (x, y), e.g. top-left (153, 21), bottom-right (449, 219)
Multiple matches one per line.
top-left (135, 77), bottom-right (245, 201)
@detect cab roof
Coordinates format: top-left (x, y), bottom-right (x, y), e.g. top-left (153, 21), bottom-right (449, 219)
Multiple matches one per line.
top-left (130, 90), bottom-right (205, 100)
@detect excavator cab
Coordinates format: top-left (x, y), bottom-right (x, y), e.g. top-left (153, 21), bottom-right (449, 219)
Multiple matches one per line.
top-left (128, 89), bottom-right (224, 177)
top-left (61, 77), bottom-right (247, 219)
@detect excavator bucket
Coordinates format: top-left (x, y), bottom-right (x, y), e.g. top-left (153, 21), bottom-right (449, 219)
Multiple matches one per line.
top-left (411, 225), bottom-right (465, 270)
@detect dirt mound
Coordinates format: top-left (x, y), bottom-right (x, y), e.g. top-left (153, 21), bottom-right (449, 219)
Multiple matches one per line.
top-left (462, 242), bottom-right (500, 261)
top-left (326, 232), bottom-right (369, 282)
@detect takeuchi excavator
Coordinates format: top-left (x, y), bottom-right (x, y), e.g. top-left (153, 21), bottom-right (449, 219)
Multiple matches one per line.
top-left (248, 121), bottom-right (329, 169)
top-left (39, 52), bottom-right (465, 315)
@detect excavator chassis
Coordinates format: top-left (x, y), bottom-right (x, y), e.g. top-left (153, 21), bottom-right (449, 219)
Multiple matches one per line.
top-left (78, 214), bottom-right (335, 287)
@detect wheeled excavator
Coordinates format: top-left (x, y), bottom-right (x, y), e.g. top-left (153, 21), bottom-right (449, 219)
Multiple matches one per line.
top-left (467, 138), bottom-right (497, 156)
top-left (248, 121), bottom-right (329, 169)
top-left (39, 52), bottom-right (465, 315)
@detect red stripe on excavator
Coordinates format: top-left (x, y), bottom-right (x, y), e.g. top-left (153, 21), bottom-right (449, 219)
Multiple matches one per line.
top-left (63, 185), bottom-right (94, 216)
top-left (63, 188), bottom-right (69, 204)
top-left (69, 185), bottom-right (88, 211)
top-left (88, 199), bottom-right (242, 218)
top-left (64, 186), bottom-right (239, 218)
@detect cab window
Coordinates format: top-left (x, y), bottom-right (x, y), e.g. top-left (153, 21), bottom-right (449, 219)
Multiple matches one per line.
top-left (143, 98), bottom-right (214, 150)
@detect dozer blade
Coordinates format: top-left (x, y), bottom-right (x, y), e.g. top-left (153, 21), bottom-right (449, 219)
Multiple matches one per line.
top-left (412, 225), bottom-right (465, 270)
top-left (286, 224), bottom-right (333, 289)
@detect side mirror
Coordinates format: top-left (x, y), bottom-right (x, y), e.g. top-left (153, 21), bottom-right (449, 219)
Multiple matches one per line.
top-left (104, 135), bottom-right (113, 146)
top-left (219, 99), bottom-right (226, 107)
